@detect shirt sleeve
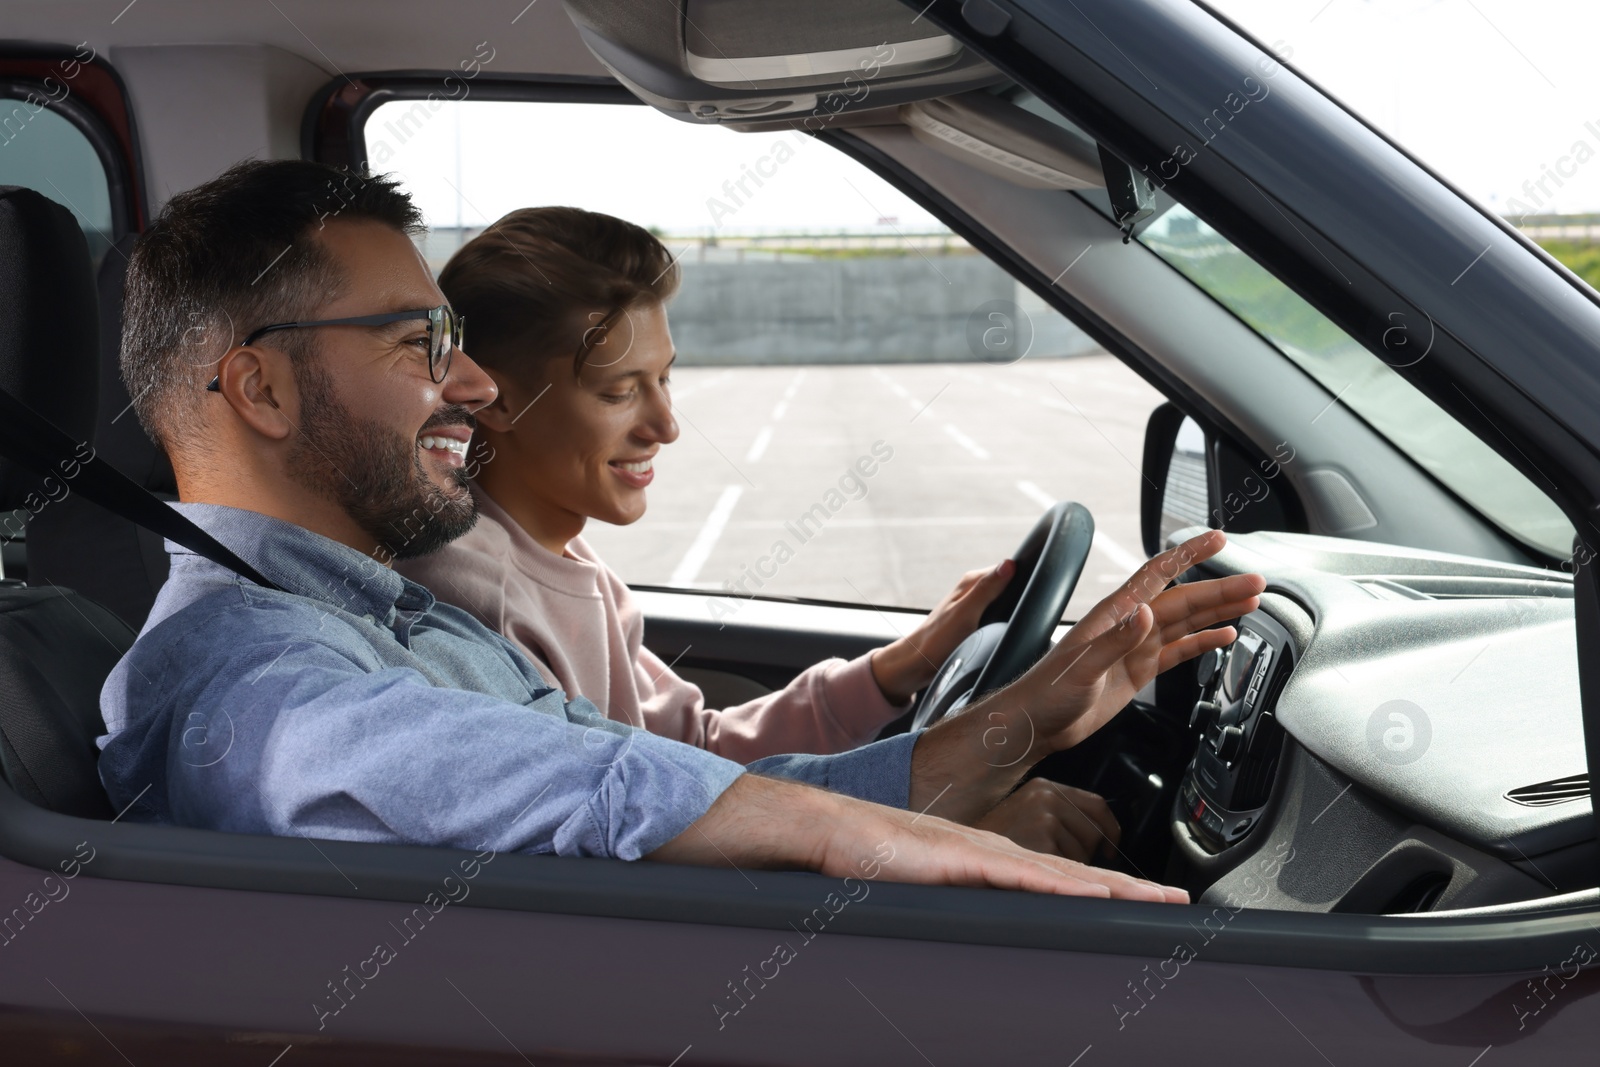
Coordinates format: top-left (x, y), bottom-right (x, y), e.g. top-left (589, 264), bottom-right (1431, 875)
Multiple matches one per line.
top-left (161, 629), bottom-right (745, 861)
top-left (748, 731), bottom-right (919, 810)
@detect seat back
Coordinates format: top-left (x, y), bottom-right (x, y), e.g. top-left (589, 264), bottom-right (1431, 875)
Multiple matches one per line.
top-left (0, 587), bottom-right (132, 818)
top-left (26, 229), bottom-right (177, 629)
top-left (0, 186), bottom-right (101, 503)
top-left (0, 185), bottom-right (129, 817)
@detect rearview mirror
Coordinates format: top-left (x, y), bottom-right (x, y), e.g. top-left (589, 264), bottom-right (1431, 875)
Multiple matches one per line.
top-left (1098, 144), bottom-right (1157, 240)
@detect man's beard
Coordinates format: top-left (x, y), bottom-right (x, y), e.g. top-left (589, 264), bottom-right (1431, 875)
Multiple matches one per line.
top-left (287, 360), bottom-right (478, 560)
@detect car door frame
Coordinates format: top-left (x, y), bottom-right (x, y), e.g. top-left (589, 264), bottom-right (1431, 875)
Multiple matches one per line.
top-left (0, 0), bottom-right (1582, 976)
top-left (9, 4), bottom-right (1600, 1055)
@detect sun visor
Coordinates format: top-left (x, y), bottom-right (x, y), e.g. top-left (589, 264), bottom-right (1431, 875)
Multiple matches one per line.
top-left (900, 93), bottom-right (1105, 190)
top-left (562, 0), bottom-right (1002, 123)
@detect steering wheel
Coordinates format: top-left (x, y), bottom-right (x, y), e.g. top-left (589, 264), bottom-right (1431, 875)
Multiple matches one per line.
top-left (908, 501), bottom-right (1095, 732)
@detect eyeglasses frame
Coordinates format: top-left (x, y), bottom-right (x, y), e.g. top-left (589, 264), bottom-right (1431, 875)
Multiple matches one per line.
top-left (204, 306), bottom-right (462, 391)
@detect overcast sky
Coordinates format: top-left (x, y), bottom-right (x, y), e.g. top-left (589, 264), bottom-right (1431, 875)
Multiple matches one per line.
top-left (368, 99), bottom-right (945, 235)
top-left (373, 0), bottom-right (1600, 233)
top-left (1210, 0), bottom-right (1600, 215)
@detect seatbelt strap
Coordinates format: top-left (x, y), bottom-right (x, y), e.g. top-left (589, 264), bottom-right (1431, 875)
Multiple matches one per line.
top-left (0, 387), bottom-right (284, 592)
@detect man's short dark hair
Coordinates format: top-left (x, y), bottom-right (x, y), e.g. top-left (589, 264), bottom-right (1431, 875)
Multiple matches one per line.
top-left (121, 159), bottom-right (424, 453)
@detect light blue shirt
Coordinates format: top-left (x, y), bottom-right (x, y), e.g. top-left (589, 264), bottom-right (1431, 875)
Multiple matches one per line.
top-left (97, 504), bottom-right (917, 859)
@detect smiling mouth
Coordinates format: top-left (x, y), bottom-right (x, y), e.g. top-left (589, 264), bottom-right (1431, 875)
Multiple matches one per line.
top-left (611, 459), bottom-right (652, 474)
top-left (418, 434), bottom-right (470, 459)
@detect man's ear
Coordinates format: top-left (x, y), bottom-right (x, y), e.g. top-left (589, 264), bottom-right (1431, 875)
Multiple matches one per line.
top-left (212, 343), bottom-right (297, 441)
top-left (472, 366), bottom-right (530, 435)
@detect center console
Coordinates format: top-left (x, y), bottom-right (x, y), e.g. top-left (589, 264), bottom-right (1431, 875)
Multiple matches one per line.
top-left (1176, 611), bottom-right (1294, 854)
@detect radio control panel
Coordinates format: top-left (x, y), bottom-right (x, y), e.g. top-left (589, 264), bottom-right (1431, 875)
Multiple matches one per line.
top-left (1177, 611), bottom-right (1293, 852)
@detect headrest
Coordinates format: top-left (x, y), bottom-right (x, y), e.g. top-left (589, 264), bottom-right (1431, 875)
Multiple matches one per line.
top-left (0, 187), bottom-right (101, 511)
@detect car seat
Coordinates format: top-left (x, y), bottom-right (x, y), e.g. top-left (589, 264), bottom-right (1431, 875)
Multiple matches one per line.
top-left (26, 226), bottom-right (175, 631)
top-left (0, 185), bottom-right (134, 819)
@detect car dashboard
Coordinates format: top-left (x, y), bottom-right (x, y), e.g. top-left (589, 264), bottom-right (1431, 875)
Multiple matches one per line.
top-left (1162, 530), bottom-right (1591, 916)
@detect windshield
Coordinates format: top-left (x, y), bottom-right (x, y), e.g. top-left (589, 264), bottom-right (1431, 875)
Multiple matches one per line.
top-left (1139, 204), bottom-right (1574, 558)
top-left (1009, 81), bottom-right (1576, 559)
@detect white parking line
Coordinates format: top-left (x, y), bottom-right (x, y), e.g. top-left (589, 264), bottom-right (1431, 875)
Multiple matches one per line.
top-left (669, 486), bottom-right (744, 587)
top-left (1016, 480), bottom-right (1145, 570)
top-left (744, 426), bottom-right (773, 463)
top-left (1092, 530), bottom-right (1145, 572)
top-left (770, 369), bottom-right (805, 422)
top-left (872, 367), bottom-right (911, 400)
top-left (943, 423), bottom-right (991, 459)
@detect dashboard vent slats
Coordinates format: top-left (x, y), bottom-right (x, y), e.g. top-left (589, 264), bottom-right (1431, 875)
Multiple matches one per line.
top-left (1506, 774), bottom-right (1589, 807)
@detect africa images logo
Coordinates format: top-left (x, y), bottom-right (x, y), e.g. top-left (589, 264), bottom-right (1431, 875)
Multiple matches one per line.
top-left (1366, 699), bottom-right (1431, 766)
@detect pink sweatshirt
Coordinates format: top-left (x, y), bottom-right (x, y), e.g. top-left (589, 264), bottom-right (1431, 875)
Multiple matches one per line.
top-left (396, 484), bottom-right (907, 763)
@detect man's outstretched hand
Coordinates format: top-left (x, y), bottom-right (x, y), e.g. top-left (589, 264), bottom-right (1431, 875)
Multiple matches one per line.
top-left (1017, 528), bottom-right (1265, 751)
top-left (648, 773), bottom-right (1187, 903)
top-left (910, 529), bottom-right (1265, 824)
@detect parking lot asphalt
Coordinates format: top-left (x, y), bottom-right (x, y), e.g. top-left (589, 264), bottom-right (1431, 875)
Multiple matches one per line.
top-left (579, 353), bottom-right (1167, 625)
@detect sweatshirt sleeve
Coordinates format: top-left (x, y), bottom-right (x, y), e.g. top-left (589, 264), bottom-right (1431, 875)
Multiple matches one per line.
top-left (636, 642), bottom-right (911, 763)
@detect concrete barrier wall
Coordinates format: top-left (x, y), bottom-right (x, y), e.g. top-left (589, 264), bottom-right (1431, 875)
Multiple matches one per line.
top-left (668, 254), bottom-right (1096, 365)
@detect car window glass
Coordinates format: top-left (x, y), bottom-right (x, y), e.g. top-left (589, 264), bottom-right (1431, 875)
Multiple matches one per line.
top-left (1139, 203), bottom-right (1574, 558)
top-left (998, 86), bottom-right (1571, 558)
top-left (367, 99), bottom-right (1163, 618)
top-left (0, 100), bottom-right (113, 269)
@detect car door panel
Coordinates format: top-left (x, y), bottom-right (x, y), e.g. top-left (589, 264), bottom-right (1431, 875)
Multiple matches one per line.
top-left (4, 846), bottom-right (1597, 1062)
top-left (631, 587), bottom-right (909, 692)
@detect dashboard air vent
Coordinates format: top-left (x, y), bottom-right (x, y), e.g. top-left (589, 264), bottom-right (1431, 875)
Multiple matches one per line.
top-left (1506, 774), bottom-right (1589, 807)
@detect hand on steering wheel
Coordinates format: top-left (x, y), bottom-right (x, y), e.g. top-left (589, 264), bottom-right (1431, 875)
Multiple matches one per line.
top-left (868, 558), bottom-right (1017, 705)
top-left (908, 501), bottom-right (1095, 731)
top-left (900, 525), bottom-right (1263, 827)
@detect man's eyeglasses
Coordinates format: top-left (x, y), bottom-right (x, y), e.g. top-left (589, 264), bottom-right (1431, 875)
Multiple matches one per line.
top-left (205, 305), bottom-right (463, 390)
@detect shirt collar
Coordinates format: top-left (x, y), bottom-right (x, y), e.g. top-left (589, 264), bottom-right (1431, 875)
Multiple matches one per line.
top-left (165, 502), bottom-right (435, 622)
